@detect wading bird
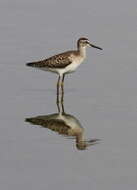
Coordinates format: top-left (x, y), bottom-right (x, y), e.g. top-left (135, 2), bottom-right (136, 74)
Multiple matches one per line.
top-left (26, 37), bottom-right (102, 102)
top-left (26, 101), bottom-right (99, 150)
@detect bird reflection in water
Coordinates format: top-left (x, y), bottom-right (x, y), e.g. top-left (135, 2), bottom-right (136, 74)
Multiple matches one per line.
top-left (26, 101), bottom-right (99, 150)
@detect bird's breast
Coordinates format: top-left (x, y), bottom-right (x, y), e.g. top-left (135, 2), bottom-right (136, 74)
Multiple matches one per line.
top-left (65, 55), bottom-right (84, 73)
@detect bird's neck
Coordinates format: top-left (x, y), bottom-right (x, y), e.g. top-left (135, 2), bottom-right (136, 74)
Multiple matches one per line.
top-left (78, 46), bottom-right (86, 58)
top-left (76, 132), bottom-right (84, 143)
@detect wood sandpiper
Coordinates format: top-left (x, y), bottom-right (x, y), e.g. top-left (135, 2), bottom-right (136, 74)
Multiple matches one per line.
top-left (26, 101), bottom-right (99, 150)
top-left (26, 37), bottom-right (102, 102)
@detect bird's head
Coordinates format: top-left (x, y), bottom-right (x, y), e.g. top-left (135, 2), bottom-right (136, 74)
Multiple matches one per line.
top-left (77, 37), bottom-right (103, 50)
top-left (76, 138), bottom-right (100, 150)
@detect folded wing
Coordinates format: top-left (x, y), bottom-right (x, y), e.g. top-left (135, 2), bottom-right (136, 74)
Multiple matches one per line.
top-left (26, 52), bottom-right (72, 69)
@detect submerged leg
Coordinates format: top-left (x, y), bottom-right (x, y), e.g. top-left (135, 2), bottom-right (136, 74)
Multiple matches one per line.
top-left (56, 101), bottom-right (60, 113)
top-left (61, 74), bottom-right (65, 102)
top-left (61, 101), bottom-right (65, 114)
top-left (56, 100), bottom-right (64, 114)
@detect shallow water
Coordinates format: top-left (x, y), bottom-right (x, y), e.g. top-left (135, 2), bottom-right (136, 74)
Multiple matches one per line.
top-left (0, 0), bottom-right (137, 189)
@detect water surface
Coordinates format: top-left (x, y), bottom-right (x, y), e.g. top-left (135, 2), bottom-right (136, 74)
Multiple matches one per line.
top-left (0, 0), bottom-right (137, 189)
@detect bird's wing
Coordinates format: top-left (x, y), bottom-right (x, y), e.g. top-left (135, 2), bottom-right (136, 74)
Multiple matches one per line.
top-left (26, 52), bottom-right (72, 69)
top-left (26, 117), bottom-right (71, 136)
top-left (41, 119), bottom-right (71, 135)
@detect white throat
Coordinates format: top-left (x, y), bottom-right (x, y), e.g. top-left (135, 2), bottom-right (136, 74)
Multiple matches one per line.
top-left (79, 46), bottom-right (86, 58)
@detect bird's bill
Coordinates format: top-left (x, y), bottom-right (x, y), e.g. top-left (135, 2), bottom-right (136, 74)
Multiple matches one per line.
top-left (86, 139), bottom-right (101, 146)
top-left (76, 139), bottom-right (100, 150)
top-left (89, 43), bottom-right (103, 50)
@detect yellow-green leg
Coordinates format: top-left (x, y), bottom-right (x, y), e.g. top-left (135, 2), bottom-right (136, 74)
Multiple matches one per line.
top-left (61, 74), bottom-right (65, 102)
top-left (56, 75), bottom-right (61, 103)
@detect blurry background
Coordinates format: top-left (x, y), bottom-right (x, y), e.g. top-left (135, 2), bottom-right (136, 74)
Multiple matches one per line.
top-left (0, 0), bottom-right (137, 189)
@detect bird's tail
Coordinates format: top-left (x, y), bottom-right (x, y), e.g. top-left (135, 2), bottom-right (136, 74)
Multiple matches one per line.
top-left (26, 62), bottom-right (37, 67)
top-left (26, 60), bottom-right (45, 68)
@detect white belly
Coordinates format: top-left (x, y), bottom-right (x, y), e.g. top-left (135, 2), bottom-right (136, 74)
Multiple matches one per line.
top-left (65, 62), bottom-right (80, 73)
top-left (64, 56), bottom-right (84, 74)
top-left (39, 56), bottom-right (84, 76)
